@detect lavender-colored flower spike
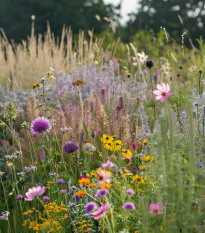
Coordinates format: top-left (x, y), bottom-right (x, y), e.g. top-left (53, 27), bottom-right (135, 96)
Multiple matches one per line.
top-left (100, 89), bottom-right (107, 105)
top-left (114, 106), bottom-right (122, 120)
top-left (85, 202), bottom-right (99, 214)
top-left (105, 85), bottom-right (111, 101)
top-left (118, 97), bottom-right (125, 109)
top-left (63, 141), bottom-right (79, 154)
top-left (123, 202), bottom-right (135, 211)
top-left (39, 148), bottom-right (45, 162)
top-left (85, 113), bottom-right (91, 126)
top-left (80, 132), bottom-right (85, 143)
top-left (153, 74), bottom-right (158, 84)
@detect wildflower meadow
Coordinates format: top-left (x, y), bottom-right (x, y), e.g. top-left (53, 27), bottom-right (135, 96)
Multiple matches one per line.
top-left (1, 22), bottom-right (205, 233)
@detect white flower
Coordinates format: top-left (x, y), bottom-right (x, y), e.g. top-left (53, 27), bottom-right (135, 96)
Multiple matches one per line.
top-left (0, 211), bottom-right (10, 220)
top-left (137, 51), bottom-right (148, 64)
top-left (83, 143), bottom-right (96, 153)
top-left (0, 171), bottom-right (5, 176)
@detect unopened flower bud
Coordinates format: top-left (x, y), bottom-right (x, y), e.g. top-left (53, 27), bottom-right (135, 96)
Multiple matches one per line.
top-left (118, 97), bottom-right (125, 109)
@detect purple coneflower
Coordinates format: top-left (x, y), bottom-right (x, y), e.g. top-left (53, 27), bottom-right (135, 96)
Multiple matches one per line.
top-left (30, 117), bottom-right (52, 136)
top-left (25, 186), bottom-right (45, 201)
top-left (118, 97), bottom-right (125, 109)
top-left (16, 194), bottom-right (24, 199)
top-left (42, 196), bottom-right (50, 201)
top-left (63, 141), bottom-right (79, 154)
top-left (39, 148), bottom-right (45, 162)
top-left (123, 202), bottom-right (135, 211)
top-left (85, 202), bottom-right (99, 214)
top-left (95, 189), bottom-right (109, 198)
top-left (56, 179), bottom-right (65, 184)
top-left (59, 190), bottom-right (67, 194)
top-left (148, 202), bottom-right (165, 215)
top-left (126, 189), bottom-right (135, 195)
top-left (100, 89), bottom-right (107, 105)
top-left (114, 106), bottom-right (122, 120)
top-left (92, 204), bottom-right (109, 220)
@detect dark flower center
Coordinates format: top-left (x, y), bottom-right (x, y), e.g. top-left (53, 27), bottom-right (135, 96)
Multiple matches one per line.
top-left (162, 92), bottom-right (166, 96)
top-left (106, 137), bottom-right (110, 140)
top-left (153, 209), bottom-right (158, 213)
top-left (99, 176), bottom-right (104, 181)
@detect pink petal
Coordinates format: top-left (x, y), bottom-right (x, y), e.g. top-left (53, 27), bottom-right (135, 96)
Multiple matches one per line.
top-left (160, 96), bottom-right (166, 102)
top-left (166, 84), bottom-right (170, 93)
top-left (157, 84), bottom-right (164, 92)
top-left (153, 90), bottom-right (162, 95)
top-left (162, 83), bottom-right (167, 92)
top-left (155, 95), bottom-right (163, 100)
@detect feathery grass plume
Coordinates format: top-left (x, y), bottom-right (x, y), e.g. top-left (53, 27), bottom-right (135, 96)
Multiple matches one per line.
top-left (105, 85), bottom-right (111, 101)
top-left (118, 97), bottom-right (125, 109)
top-left (100, 89), bottom-right (107, 105)
top-left (114, 106), bottom-right (122, 120)
top-left (4, 101), bottom-right (18, 121)
top-left (85, 113), bottom-right (91, 126)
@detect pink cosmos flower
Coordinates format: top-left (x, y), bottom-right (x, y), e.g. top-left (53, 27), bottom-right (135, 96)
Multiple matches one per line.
top-left (148, 202), bottom-right (165, 215)
top-left (25, 186), bottom-right (45, 201)
top-left (97, 169), bottom-right (111, 186)
top-left (153, 83), bottom-right (170, 102)
top-left (92, 204), bottom-right (109, 220)
top-left (101, 160), bottom-right (115, 169)
top-left (137, 51), bottom-right (148, 64)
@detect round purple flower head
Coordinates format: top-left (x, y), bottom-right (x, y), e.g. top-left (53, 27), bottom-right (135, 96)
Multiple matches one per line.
top-left (126, 189), bottom-right (135, 195)
top-left (16, 194), bottom-right (24, 199)
top-left (95, 189), bottom-right (109, 198)
top-left (56, 179), bottom-right (65, 184)
top-left (85, 202), bottom-right (99, 214)
top-left (63, 141), bottom-right (79, 154)
top-left (30, 117), bottom-right (52, 136)
top-left (123, 202), bottom-right (135, 211)
top-left (59, 190), bottom-right (67, 194)
top-left (42, 196), bottom-right (50, 201)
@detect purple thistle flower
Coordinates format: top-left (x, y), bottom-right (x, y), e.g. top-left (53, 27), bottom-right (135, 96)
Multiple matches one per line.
top-left (100, 89), bottom-right (107, 105)
top-left (63, 141), bottom-right (79, 154)
top-left (59, 190), bottom-right (67, 194)
top-left (16, 194), bottom-right (24, 199)
top-left (118, 97), bottom-right (125, 109)
top-left (56, 179), bottom-right (65, 184)
top-left (123, 202), bottom-right (135, 211)
top-left (85, 202), bottom-right (99, 214)
top-left (25, 186), bottom-right (45, 201)
top-left (131, 170), bottom-right (137, 174)
top-left (95, 189), bottom-right (109, 198)
top-left (42, 196), bottom-right (50, 201)
top-left (177, 73), bottom-right (180, 77)
top-left (105, 85), bottom-right (111, 101)
top-left (39, 148), bottom-right (45, 162)
top-left (92, 204), bottom-right (109, 220)
top-left (30, 117), bottom-right (52, 136)
top-left (188, 56), bottom-right (191, 60)
top-left (98, 130), bottom-right (102, 134)
top-left (126, 189), bottom-right (135, 195)
top-left (114, 106), bottom-right (122, 120)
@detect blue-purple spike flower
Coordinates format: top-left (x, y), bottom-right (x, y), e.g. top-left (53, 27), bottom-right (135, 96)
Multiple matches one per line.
top-left (56, 179), bottom-right (65, 184)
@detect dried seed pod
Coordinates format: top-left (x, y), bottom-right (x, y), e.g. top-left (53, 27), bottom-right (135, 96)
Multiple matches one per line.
top-left (79, 132), bottom-right (85, 143)
top-left (114, 105), bottom-right (122, 120)
top-left (118, 97), bottom-right (125, 109)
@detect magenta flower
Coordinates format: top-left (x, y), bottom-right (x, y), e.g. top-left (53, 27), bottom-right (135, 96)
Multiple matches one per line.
top-left (42, 196), bottom-right (50, 201)
top-left (25, 186), bottom-right (45, 201)
top-left (148, 202), bottom-right (165, 215)
top-left (144, 70), bottom-right (148, 76)
top-left (95, 189), bottom-right (109, 198)
top-left (92, 204), bottom-right (109, 220)
top-left (123, 202), bottom-right (135, 211)
top-left (85, 202), bottom-right (99, 214)
top-left (97, 169), bottom-right (111, 186)
top-left (126, 189), bottom-right (135, 195)
top-left (56, 179), bottom-right (65, 184)
top-left (101, 160), bottom-right (115, 169)
top-left (63, 141), bottom-right (79, 154)
top-left (131, 143), bottom-right (138, 150)
top-left (30, 117), bottom-right (52, 136)
top-left (131, 170), bottom-right (137, 174)
top-left (79, 175), bottom-right (87, 179)
top-left (153, 83), bottom-right (170, 102)
top-left (16, 194), bottom-right (24, 199)
top-left (59, 190), bottom-right (67, 194)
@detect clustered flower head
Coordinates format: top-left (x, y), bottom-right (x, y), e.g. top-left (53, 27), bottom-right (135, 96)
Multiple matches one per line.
top-left (56, 179), bottom-right (65, 184)
top-left (32, 83), bottom-right (40, 89)
top-left (83, 142), bottom-right (96, 153)
top-left (100, 88), bottom-right (107, 105)
top-left (95, 189), bottom-right (109, 198)
top-left (30, 117), bottom-right (52, 136)
top-left (63, 141), bottom-right (79, 154)
top-left (3, 101), bottom-right (18, 121)
top-left (60, 126), bottom-right (72, 134)
top-left (123, 202), bottom-right (135, 211)
top-left (39, 148), bottom-right (45, 162)
top-left (25, 166), bottom-right (37, 172)
top-left (21, 121), bottom-right (30, 129)
top-left (101, 160), bottom-right (115, 169)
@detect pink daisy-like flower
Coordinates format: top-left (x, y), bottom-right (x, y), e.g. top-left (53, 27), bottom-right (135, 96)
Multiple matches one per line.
top-left (153, 83), bottom-right (170, 102)
top-left (137, 51), bottom-right (148, 64)
top-left (92, 204), bottom-right (109, 220)
top-left (97, 169), bottom-right (111, 186)
top-left (30, 117), bottom-right (52, 136)
top-left (25, 186), bottom-right (45, 201)
top-left (148, 202), bottom-right (165, 215)
top-left (101, 160), bottom-right (115, 169)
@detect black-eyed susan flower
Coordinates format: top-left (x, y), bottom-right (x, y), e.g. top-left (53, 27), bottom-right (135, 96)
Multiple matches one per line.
top-left (32, 84), bottom-right (37, 89)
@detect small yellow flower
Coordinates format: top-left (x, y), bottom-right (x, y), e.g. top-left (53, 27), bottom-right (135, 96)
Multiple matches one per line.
top-left (198, 69), bottom-right (203, 74)
top-left (118, 58), bottom-right (122, 62)
top-left (120, 69), bottom-right (125, 75)
top-left (115, 182), bottom-right (120, 186)
top-left (143, 155), bottom-right (151, 162)
top-left (87, 171), bottom-right (98, 177)
top-left (45, 182), bottom-right (50, 189)
top-left (142, 139), bottom-right (148, 144)
top-left (50, 71), bottom-right (53, 76)
top-left (135, 231), bottom-right (139, 233)
top-left (7, 162), bottom-right (13, 167)
top-left (36, 83), bottom-right (40, 87)
top-left (99, 183), bottom-right (112, 189)
top-left (160, 226), bottom-right (164, 231)
top-left (139, 165), bottom-right (146, 170)
top-left (101, 134), bottom-right (113, 144)
top-left (32, 84), bottom-right (37, 89)
top-left (86, 183), bottom-right (95, 188)
top-left (78, 178), bottom-right (90, 186)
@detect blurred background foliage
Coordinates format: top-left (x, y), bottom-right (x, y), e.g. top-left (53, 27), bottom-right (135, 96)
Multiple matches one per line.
top-left (0, 0), bottom-right (205, 49)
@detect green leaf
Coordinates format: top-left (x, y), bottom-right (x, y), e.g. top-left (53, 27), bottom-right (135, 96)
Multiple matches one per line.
top-left (46, 89), bottom-right (53, 92)
top-left (40, 94), bottom-right (46, 97)
top-left (49, 103), bottom-right (58, 107)
top-left (35, 104), bottom-right (43, 109)
top-left (46, 109), bottom-right (52, 112)
top-left (34, 146), bottom-right (44, 152)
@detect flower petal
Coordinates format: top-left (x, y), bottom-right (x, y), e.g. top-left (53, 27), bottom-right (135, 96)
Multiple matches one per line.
top-left (157, 84), bottom-right (164, 92)
top-left (155, 95), bottom-right (163, 100)
top-left (153, 90), bottom-right (162, 95)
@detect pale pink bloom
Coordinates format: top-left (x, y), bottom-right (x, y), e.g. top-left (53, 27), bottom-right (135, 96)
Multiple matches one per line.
top-left (132, 62), bottom-right (137, 66)
top-left (97, 169), bottom-right (111, 186)
top-left (101, 160), bottom-right (115, 169)
top-left (137, 52), bottom-right (148, 64)
top-left (148, 202), bottom-right (165, 215)
top-left (25, 186), bottom-right (45, 201)
top-left (113, 57), bottom-right (118, 72)
top-left (153, 83), bottom-right (170, 102)
top-left (34, 161), bottom-right (37, 165)
top-left (188, 65), bottom-right (197, 72)
top-left (144, 70), bottom-right (148, 75)
top-left (92, 204), bottom-right (109, 220)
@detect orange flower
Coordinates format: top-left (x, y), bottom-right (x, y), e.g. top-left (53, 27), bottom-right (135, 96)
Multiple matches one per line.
top-left (78, 178), bottom-right (90, 186)
top-left (75, 190), bottom-right (86, 197)
top-left (99, 183), bottom-right (112, 189)
top-left (139, 166), bottom-right (146, 170)
top-left (86, 183), bottom-right (95, 188)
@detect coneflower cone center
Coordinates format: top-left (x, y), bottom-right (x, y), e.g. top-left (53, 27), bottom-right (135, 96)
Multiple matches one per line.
top-left (153, 209), bottom-right (158, 213)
